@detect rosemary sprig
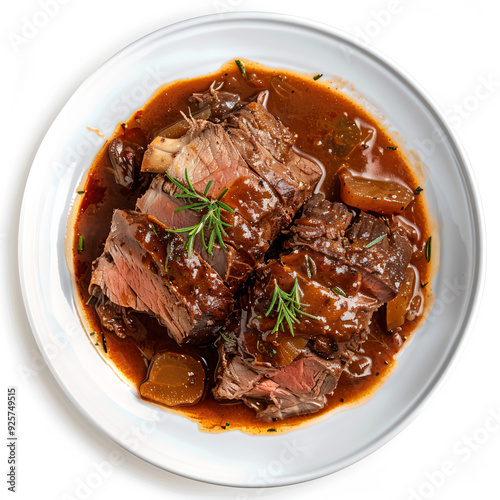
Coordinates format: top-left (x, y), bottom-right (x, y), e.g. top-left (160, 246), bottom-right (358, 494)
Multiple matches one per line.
top-left (265, 278), bottom-right (318, 336)
top-left (164, 169), bottom-right (235, 256)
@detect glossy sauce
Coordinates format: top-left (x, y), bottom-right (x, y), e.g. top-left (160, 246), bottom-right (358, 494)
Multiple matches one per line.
top-left (71, 61), bottom-right (432, 434)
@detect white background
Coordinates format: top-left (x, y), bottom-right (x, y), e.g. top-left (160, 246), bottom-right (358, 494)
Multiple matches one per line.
top-left (2, 1), bottom-right (499, 499)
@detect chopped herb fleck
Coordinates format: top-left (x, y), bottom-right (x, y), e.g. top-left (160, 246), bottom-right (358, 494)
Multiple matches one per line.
top-left (102, 333), bottom-right (108, 353)
top-left (313, 74), bottom-right (323, 81)
top-left (413, 186), bottom-right (424, 195)
top-left (220, 331), bottom-right (236, 343)
top-left (340, 398), bottom-right (344, 403)
top-left (386, 146), bottom-right (398, 150)
top-left (332, 286), bottom-right (347, 298)
top-left (77, 235), bottom-right (84, 252)
top-left (425, 236), bottom-right (432, 262)
top-left (376, 371), bottom-right (380, 376)
top-left (235, 60), bottom-right (247, 79)
top-left (148, 223), bottom-right (159, 237)
top-left (421, 281), bottom-right (429, 288)
top-left (85, 295), bottom-right (95, 306)
top-left (267, 428), bottom-right (277, 432)
top-left (77, 190), bottom-right (85, 195)
top-left (365, 233), bottom-right (387, 249)
top-left (361, 143), bottom-right (369, 149)
top-left (89, 331), bottom-right (96, 336)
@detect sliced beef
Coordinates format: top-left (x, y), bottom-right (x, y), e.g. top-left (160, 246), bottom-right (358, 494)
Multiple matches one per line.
top-left (345, 212), bottom-right (413, 301)
top-left (136, 175), bottom-right (254, 291)
top-left (213, 331), bottom-right (365, 422)
top-left (90, 209), bottom-right (233, 344)
top-left (226, 93), bottom-right (324, 214)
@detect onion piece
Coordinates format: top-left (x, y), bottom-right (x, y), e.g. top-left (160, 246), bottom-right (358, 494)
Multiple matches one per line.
top-left (386, 267), bottom-right (416, 331)
top-left (339, 169), bottom-right (414, 214)
top-left (139, 352), bottom-right (206, 407)
top-left (275, 335), bottom-right (309, 367)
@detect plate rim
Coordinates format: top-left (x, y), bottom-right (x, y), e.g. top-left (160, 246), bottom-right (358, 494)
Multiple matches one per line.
top-left (18, 11), bottom-right (486, 487)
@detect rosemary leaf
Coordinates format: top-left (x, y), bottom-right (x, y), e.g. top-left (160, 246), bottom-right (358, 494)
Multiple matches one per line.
top-left (425, 236), bottom-right (432, 262)
top-left (365, 233), bottom-right (387, 249)
top-left (235, 59), bottom-right (247, 79)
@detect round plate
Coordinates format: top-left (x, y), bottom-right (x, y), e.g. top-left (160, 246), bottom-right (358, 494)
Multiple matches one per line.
top-left (18, 12), bottom-right (484, 487)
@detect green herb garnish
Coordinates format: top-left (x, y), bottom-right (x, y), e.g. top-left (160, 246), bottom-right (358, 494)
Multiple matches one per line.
top-left (265, 278), bottom-right (318, 336)
top-left (267, 428), bottom-right (277, 432)
top-left (220, 331), bottom-right (236, 343)
top-left (414, 186), bottom-right (424, 195)
top-left (102, 333), bottom-right (108, 353)
top-left (313, 74), bottom-right (323, 81)
top-left (148, 223), bottom-right (159, 237)
top-left (332, 286), bottom-right (347, 298)
top-left (425, 236), bottom-right (432, 262)
top-left (235, 60), bottom-right (247, 79)
top-left (364, 233), bottom-right (387, 249)
top-left (163, 169), bottom-right (235, 256)
top-left (77, 235), bottom-right (84, 252)
top-left (386, 146), bottom-right (398, 150)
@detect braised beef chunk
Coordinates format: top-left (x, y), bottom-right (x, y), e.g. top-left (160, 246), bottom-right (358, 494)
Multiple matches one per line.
top-left (291, 194), bottom-right (353, 241)
top-left (345, 212), bottom-right (412, 301)
top-left (226, 94), bottom-right (323, 214)
top-left (286, 194), bottom-right (351, 260)
top-left (213, 332), bottom-right (365, 421)
top-left (136, 175), bottom-right (254, 291)
top-left (90, 210), bottom-right (233, 344)
top-left (248, 259), bottom-right (378, 343)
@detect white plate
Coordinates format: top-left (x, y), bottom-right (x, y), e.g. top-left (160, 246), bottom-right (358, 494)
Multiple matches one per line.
top-left (18, 12), bottom-right (484, 487)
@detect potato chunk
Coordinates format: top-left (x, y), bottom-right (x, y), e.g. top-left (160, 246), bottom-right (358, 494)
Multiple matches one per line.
top-left (339, 169), bottom-right (414, 214)
top-left (140, 352), bottom-right (206, 407)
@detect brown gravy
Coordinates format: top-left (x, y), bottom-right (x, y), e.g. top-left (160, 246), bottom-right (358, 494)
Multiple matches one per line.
top-left (70, 60), bottom-right (432, 434)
